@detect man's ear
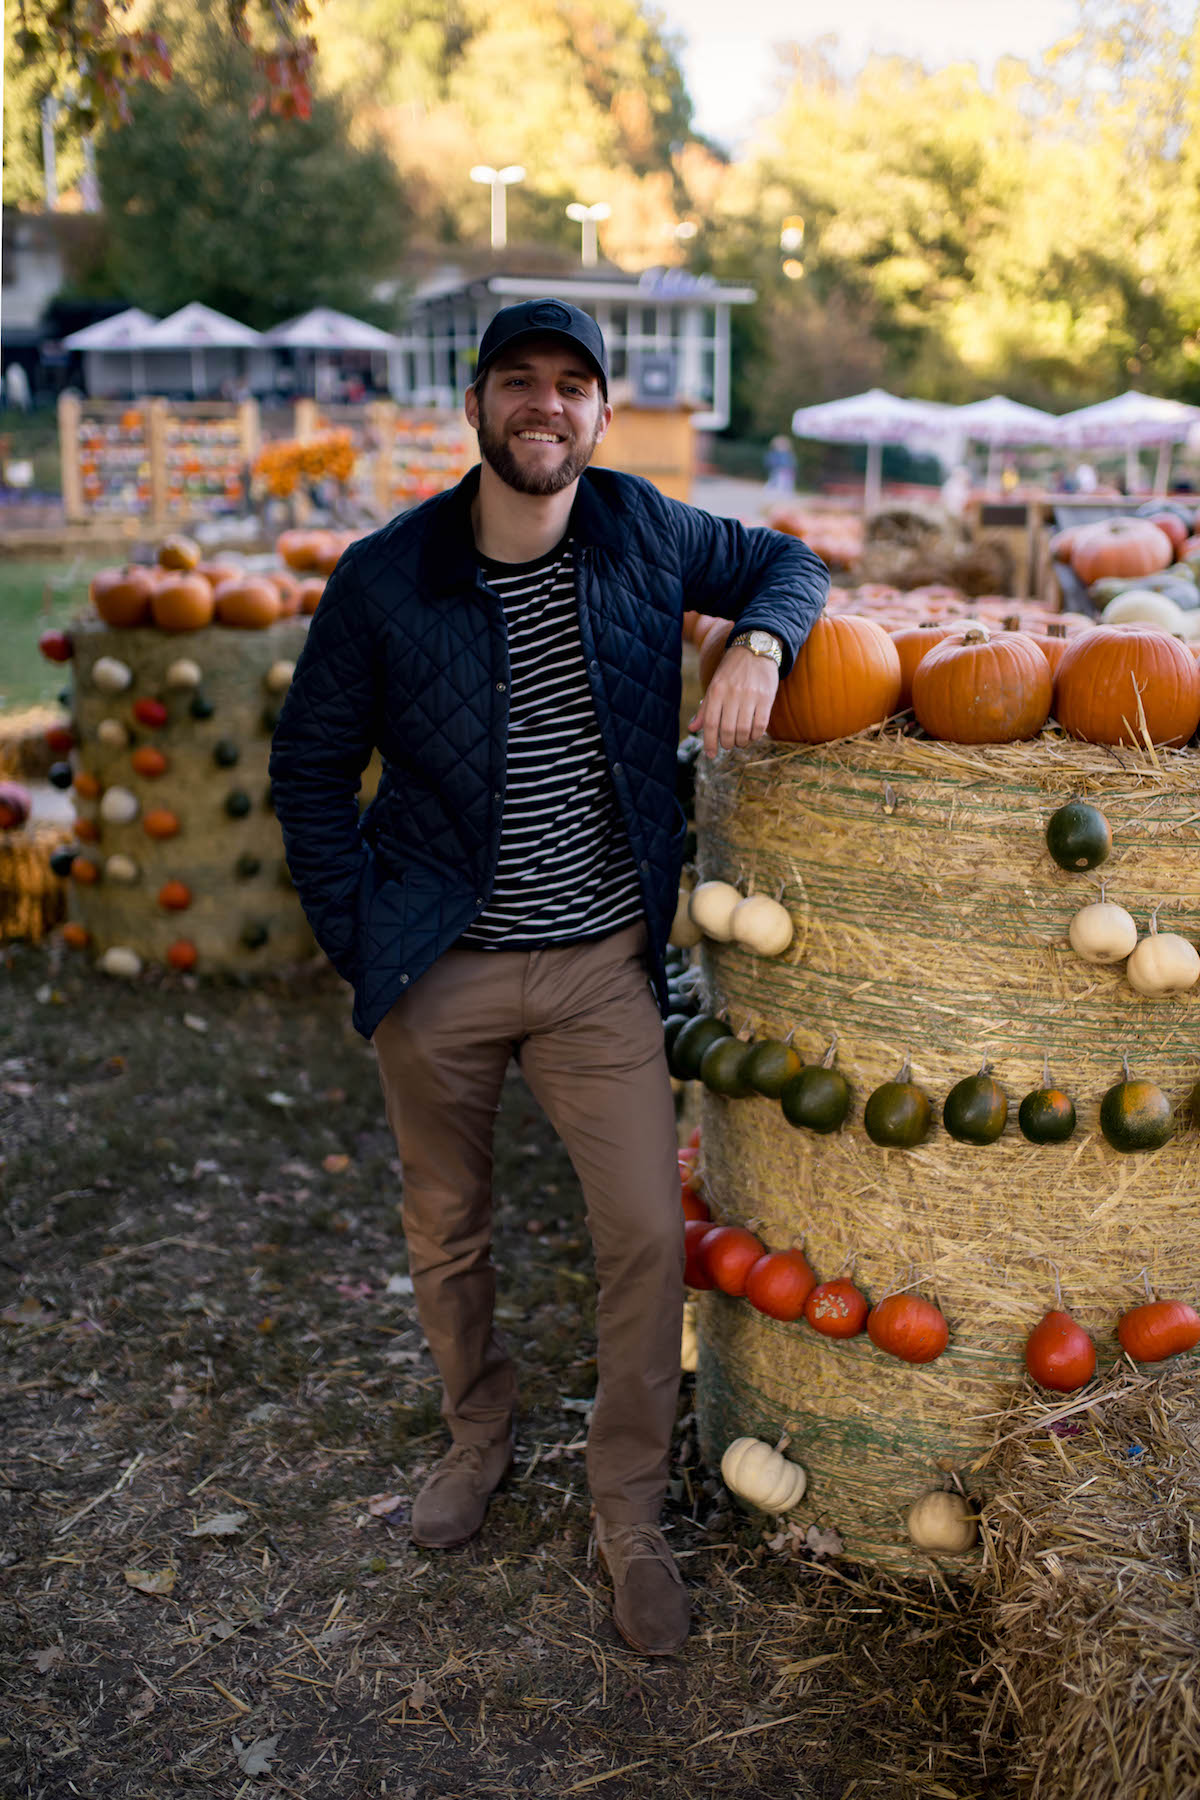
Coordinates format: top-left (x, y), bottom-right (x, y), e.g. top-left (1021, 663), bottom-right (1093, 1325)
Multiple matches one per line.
top-left (464, 384), bottom-right (480, 430)
top-left (595, 400), bottom-right (614, 445)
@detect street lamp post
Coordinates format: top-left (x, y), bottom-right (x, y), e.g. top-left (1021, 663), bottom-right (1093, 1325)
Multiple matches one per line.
top-left (566, 201), bottom-right (611, 268)
top-left (470, 164), bottom-right (525, 251)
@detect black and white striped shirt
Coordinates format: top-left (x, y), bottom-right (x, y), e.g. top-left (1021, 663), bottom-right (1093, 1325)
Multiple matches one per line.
top-left (459, 537), bottom-right (644, 950)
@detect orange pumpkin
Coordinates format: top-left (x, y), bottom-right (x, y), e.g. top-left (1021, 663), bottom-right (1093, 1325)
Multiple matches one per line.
top-left (157, 879), bottom-right (192, 911)
top-left (269, 572), bottom-right (303, 617)
top-left (156, 534), bottom-right (201, 572)
top-left (70, 855), bottom-right (100, 884)
top-left (769, 614), bottom-right (902, 743)
top-left (73, 769), bottom-right (101, 800)
top-left (90, 566), bottom-right (156, 628)
top-left (1023, 625), bottom-right (1071, 676)
top-left (276, 529), bottom-right (325, 572)
top-left (214, 577), bottom-right (283, 630)
top-left (151, 573), bottom-right (215, 632)
top-left (1069, 518), bottom-right (1173, 586)
top-left (911, 626), bottom-right (1053, 744)
top-left (194, 560), bottom-right (241, 591)
top-left (130, 746), bottom-right (168, 778)
top-left (697, 618), bottom-right (734, 691)
top-left (143, 807), bottom-right (181, 840)
top-left (1054, 626), bottom-right (1200, 748)
top-left (61, 921), bottom-right (90, 949)
top-left (166, 938), bottom-right (198, 971)
top-left (297, 577), bottom-right (326, 615)
top-left (1139, 510), bottom-right (1188, 553)
top-left (309, 532), bottom-right (347, 578)
top-left (889, 622), bottom-right (958, 710)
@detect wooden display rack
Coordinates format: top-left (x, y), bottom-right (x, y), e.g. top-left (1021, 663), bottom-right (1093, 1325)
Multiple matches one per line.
top-left (59, 393), bottom-right (259, 529)
top-left (294, 400), bottom-right (475, 519)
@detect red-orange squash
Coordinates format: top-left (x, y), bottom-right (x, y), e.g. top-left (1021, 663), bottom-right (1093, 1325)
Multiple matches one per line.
top-left (1054, 626), bottom-right (1200, 748)
top-left (744, 1248), bottom-right (817, 1321)
top-left (130, 746), bottom-right (168, 778)
top-left (867, 1293), bottom-right (949, 1363)
top-left (166, 938), bottom-right (198, 971)
top-left (1116, 1299), bottom-right (1200, 1362)
top-left (911, 626), bottom-right (1053, 744)
top-left (214, 577), bottom-right (283, 630)
top-left (157, 879), bottom-right (192, 911)
top-left (1069, 518), bottom-right (1173, 585)
top-left (143, 807), bottom-right (181, 840)
top-left (769, 614), bottom-right (902, 743)
top-left (151, 573), bottom-right (216, 632)
top-left (90, 566), bottom-right (156, 628)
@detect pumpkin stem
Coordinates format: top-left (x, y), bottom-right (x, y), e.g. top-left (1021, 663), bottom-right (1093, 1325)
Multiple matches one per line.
top-left (1002, 613), bottom-right (1021, 631)
top-left (1049, 622), bottom-right (1066, 638)
top-left (1041, 1050), bottom-right (1050, 1089)
top-left (1149, 903), bottom-right (1162, 936)
top-left (772, 1430), bottom-right (791, 1455)
top-left (978, 1054), bottom-right (990, 1076)
top-left (963, 627), bottom-right (989, 645)
top-left (784, 1026), bottom-right (796, 1046)
top-left (897, 1049), bottom-right (912, 1084)
top-left (1121, 1050), bottom-right (1131, 1082)
top-left (1048, 1260), bottom-right (1062, 1309)
top-left (821, 1034), bottom-right (839, 1069)
top-left (1141, 1266), bottom-right (1154, 1302)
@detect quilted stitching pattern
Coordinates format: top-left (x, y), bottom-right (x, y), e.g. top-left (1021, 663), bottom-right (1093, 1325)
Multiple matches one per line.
top-left (269, 466), bottom-right (829, 1038)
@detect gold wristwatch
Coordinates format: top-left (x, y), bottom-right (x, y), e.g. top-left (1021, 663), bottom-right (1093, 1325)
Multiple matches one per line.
top-left (728, 629), bottom-right (783, 668)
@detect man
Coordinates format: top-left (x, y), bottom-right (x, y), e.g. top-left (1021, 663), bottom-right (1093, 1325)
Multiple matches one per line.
top-left (269, 299), bottom-right (828, 1656)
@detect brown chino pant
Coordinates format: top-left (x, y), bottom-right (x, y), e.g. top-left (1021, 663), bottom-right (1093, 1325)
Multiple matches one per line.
top-left (372, 920), bottom-right (685, 1525)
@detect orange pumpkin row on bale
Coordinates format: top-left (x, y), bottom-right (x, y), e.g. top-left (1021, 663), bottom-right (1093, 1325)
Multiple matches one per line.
top-left (275, 529), bottom-right (354, 578)
top-left (89, 559), bottom-right (315, 630)
top-left (1051, 516), bottom-right (1175, 586)
top-left (768, 614), bottom-right (902, 743)
top-left (911, 627), bottom-right (1053, 744)
top-left (1055, 625), bottom-right (1200, 748)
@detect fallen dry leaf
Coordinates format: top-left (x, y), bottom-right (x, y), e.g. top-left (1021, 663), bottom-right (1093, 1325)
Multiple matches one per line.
top-left (233, 1732), bottom-right (279, 1777)
top-left (805, 1523), bottom-right (844, 1559)
top-left (408, 1676), bottom-right (432, 1711)
top-left (123, 1567), bottom-right (177, 1597)
top-left (365, 1493), bottom-right (404, 1519)
top-left (189, 1511), bottom-right (248, 1538)
top-left (322, 1152), bottom-right (351, 1174)
top-left (30, 1646), bottom-right (64, 1673)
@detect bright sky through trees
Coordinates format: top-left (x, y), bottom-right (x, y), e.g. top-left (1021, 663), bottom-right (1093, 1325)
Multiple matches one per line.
top-left (658, 0), bottom-right (1080, 145)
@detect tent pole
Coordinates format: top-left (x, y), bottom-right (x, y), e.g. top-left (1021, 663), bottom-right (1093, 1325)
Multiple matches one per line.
top-left (864, 440), bottom-right (882, 513)
top-left (1153, 441), bottom-right (1171, 494)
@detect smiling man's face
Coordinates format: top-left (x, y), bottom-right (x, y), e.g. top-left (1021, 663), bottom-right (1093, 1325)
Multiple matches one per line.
top-left (466, 340), bottom-right (611, 497)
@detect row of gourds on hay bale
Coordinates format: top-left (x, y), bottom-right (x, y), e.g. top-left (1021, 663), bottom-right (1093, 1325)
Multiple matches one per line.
top-left (23, 530), bottom-right (358, 973)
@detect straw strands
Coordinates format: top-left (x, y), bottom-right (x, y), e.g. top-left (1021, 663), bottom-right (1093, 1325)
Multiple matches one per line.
top-left (691, 728), bottom-right (1200, 1568)
top-left (979, 1364), bottom-right (1200, 1798)
top-left (0, 821), bottom-right (70, 942)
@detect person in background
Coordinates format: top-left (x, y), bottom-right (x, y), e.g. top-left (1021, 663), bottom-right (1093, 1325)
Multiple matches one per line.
top-left (763, 433), bottom-right (797, 493)
top-left (269, 299), bottom-right (829, 1657)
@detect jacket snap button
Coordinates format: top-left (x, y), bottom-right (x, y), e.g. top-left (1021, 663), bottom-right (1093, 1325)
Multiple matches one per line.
top-left (496, 680), bottom-right (506, 691)
top-left (612, 762), bottom-right (622, 775)
top-left (399, 974), bottom-right (409, 985)
top-left (589, 660), bottom-right (599, 672)
top-left (640, 859), bottom-right (650, 872)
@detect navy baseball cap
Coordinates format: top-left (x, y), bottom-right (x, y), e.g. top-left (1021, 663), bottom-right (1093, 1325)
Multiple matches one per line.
top-left (475, 299), bottom-right (608, 396)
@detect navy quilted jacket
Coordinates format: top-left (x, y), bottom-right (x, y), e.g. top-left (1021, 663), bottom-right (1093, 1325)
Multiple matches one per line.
top-left (269, 464), bottom-right (829, 1039)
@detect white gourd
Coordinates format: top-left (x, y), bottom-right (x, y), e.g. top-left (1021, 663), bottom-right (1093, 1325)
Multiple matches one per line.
top-left (730, 893), bottom-right (794, 956)
top-left (720, 1436), bottom-right (808, 1512)
top-left (265, 660), bottom-right (295, 693)
top-left (1101, 590), bottom-right (1187, 631)
top-left (681, 1299), bottom-right (699, 1372)
top-left (96, 718), bottom-right (131, 749)
top-left (906, 1489), bottom-right (978, 1553)
top-left (165, 658), bottom-right (203, 690)
top-left (1126, 925), bottom-right (1200, 996)
top-left (669, 883), bottom-right (703, 948)
top-left (688, 880), bottom-right (743, 941)
top-left (104, 854), bottom-right (140, 885)
top-left (1068, 901), bottom-right (1138, 964)
top-left (99, 946), bottom-right (143, 979)
top-left (99, 785), bottom-right (139, 825)
top-left (92, 657), bottom-right (133, 694)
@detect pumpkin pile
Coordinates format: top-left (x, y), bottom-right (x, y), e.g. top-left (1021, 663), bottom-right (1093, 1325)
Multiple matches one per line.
top-left (762, 505), bottom-right (864, 570)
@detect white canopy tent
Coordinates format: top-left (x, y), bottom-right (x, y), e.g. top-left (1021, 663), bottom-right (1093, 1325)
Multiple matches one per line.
top-left (261, 307), bottom-right (400, 399)
top-left (945, 395), bottom-right (1062, 489)
top-left (790, 388), bottom-right (952, 510)
top-left (61, 307), bottom-right (159, 397)
top-left (137, 302), bottom-right (266, 397)
top-left (1054, 390), bottom-right (1200, 494)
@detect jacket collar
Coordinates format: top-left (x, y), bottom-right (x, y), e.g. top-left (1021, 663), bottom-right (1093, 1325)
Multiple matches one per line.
top-left (418, 462), bottom-right (627, 597)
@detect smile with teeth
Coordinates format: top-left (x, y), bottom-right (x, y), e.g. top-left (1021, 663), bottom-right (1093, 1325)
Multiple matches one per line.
top-left (516, 429), bottom-right (565, 443)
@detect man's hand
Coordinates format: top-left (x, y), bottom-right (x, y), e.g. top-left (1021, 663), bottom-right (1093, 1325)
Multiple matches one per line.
top-left (688, 645), bottom-right (780, 759)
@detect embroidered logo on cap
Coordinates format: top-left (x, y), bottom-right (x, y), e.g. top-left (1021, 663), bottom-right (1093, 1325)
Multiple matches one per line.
top-left (528, 302), bottom-right (573, 328)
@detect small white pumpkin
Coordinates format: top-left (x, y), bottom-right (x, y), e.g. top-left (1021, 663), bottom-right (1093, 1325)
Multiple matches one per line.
top-left (669, 884), bottom-right (703, 948)
top-left (165, 658), bottom-right (203, 690)
top-left (265, 659), bottom-right (296, 693)
top-left (96, 717), bottom-right (131, 749)
top-left (681, 1299), bottom-right (699, 1372)
top-left (731, 893), bottom-right (794, 956)
top-left (91, 656), bottom-right (133, 694)
top-left (1068, 900), bottom-right (1138, 964)
top-left (720, 1436), bottom-right (807, 1513)
top-left (99, 946), bottom-right (143, 979)
top-left (688, 879), bottom-right (743, 941)
top-left (104, 854), bottom-right (140, 885)
top-left (99, 785), bottom-right (139, 825)
top-left (906, 1489), bottom-right (978, 1553)
top-left (1126, 918), bottom-right (1200, 996)
top-left (1101, 590), bottom-right (1188, 632)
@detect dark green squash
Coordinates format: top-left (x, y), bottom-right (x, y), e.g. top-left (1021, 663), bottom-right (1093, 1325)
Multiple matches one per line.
top-left (742, 1037), bottom-right (803, 1099)
top-left (943, 1064), bottom-right (1008, 1144)
top-left (781, 1041), bottom-right (850, 1133)
top-left (669, 1014), bottom-right (732, 1081)
top-left (1018, 1056), bottom-right (1077, 1143)
top-left (864, 1053), bottom-right (933, 1147)
top-left (699, 1036), bottom-right (755, 1098)
top-left (1046, 800), bottom-right (1111, 872)
top-left (1099, 1056), bottom-right (1175, 1152)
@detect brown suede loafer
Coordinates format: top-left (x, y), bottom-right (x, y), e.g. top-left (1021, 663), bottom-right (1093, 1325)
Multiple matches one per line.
top-left (410, 1439), bottom-right (514, 1549)
top-left (593, 1515), bottom-right (690, 1656)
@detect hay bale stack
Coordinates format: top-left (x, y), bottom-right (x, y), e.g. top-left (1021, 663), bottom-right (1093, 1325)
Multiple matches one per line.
top-left (0, 706), bottom-right (69, 781)
top-left (981, 1366), bottom-right (1200, 1798)
top-left (0, 821), bottom-right (71, 943)
top-left (66, 615), bottom-right (316, 971)
top-left (692, 730), bottom-right (1200, 1568)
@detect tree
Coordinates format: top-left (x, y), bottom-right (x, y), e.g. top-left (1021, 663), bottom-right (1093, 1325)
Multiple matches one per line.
top-left (93, 6), bottom-right (409, 327)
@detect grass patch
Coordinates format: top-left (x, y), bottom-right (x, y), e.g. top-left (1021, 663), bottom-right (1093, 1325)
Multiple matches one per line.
top-left (0, 556), bottom-right (108, 712)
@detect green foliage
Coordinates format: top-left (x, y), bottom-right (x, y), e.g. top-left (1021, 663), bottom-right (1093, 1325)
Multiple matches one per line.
top-left (93, 7), bottom-right (409, 328)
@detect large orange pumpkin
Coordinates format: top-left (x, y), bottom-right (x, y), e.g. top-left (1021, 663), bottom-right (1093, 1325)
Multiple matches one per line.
top-left (769, 614), bottom-right (902, 743)
top-left (156, 534), bottom-right (202, 572)
top-left (1054, 625), bottom-right (1200, 747)
top-left (151, 573), bottom-right (215, 632)
top-left (276, 529), bottom-right (326, 573)
top-left (911, 626), bottom-right (1053, 744)
top-left (90, 566), bottom-right (156, 628)
top-left (889, 622), bottom-right (958, 710)
top-left (1069, 518), bottom-right (1174, 586)
top-left (214, 577), bottom-right (283, 630)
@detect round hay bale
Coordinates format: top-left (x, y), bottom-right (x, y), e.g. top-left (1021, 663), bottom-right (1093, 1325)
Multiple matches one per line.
top-left (692, 729), bottom-right (1200, 1570)
top-left (65, 616), bottom-right (318, 971)
top-left (980, 1365), bottom-right (1200, 1798)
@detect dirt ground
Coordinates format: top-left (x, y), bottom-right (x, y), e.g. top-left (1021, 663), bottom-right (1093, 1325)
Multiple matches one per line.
top-left (0, 940), bottom-right (1012, 1800)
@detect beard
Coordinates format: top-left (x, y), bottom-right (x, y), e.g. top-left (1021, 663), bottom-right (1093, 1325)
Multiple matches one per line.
top-left (475, 393), bottom-right (604, 495)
